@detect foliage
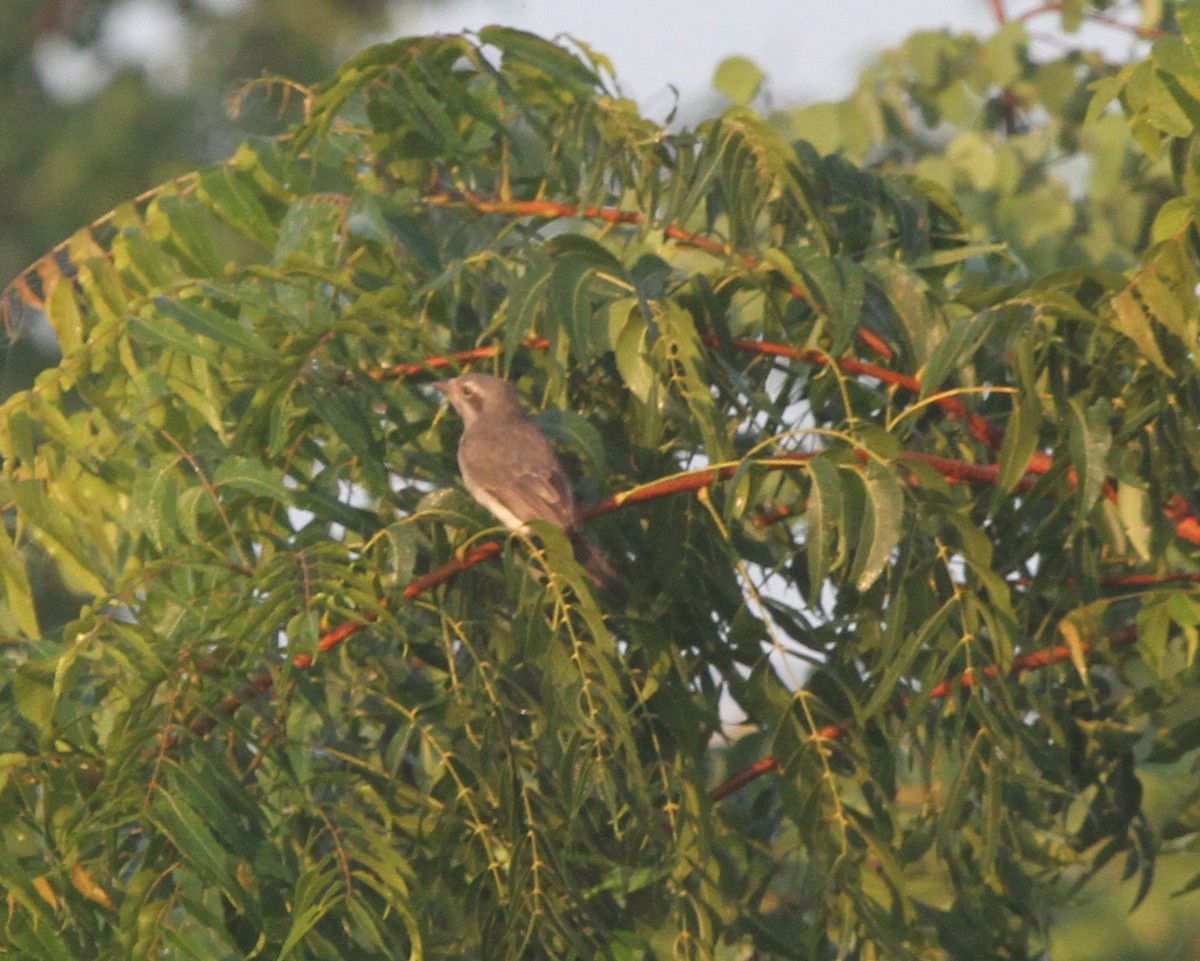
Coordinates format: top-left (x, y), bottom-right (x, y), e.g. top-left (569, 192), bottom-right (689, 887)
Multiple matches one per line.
top-left (0, 0), bottom-right (390, 297)
top-left (3, 5), bottom-right (1200, 959)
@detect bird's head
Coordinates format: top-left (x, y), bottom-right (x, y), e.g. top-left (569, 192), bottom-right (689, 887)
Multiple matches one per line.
top-left (433, 373), bottom-right (526, 428)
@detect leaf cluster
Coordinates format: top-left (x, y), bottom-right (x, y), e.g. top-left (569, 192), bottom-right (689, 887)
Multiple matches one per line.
top-left (2, 9), bottom-right (1200, 959)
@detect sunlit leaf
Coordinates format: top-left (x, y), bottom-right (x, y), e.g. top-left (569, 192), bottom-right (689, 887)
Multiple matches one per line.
top-left (1112, 288), bottom-right (1172, 374)
top-left (1068, 396), bottom-right (1112, 514)
top-left (850, 461), bottom-right (903, 592)
top-left (714, 56), bottom-right (764, 105)
top-left (0, 530), bottom-right (39, 639)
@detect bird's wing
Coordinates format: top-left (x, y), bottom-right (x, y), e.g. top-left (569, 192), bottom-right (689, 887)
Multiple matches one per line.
top-left (458, 420), bottom-right (581, 530)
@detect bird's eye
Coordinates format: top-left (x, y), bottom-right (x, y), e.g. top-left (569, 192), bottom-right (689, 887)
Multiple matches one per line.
top-left (461, 385), bottom-right (473, 396)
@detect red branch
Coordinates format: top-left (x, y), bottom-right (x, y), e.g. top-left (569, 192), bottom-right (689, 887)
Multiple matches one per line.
top-left (413, 191), bottom-right (1200, 539)
top-left (708, 624), bottom-right (1140, 802)
top-left (422, 189), bottom-right (895, 360)
top-left (382, 193), bottom-right (1200, 542)
top-left (1015, 2), bottom-right (1169, 39)
top-left (401, 542), bottom-right (502, 601)
top-left (208, 321), bottom-right (1190, 728)
top-left (397, 445), bottom-right (1037, 611)
top-left (373, 339), bottom-right (550, 380)
top-left (718, 337), bottom-right (1200, 544)
top-left (192, 193), bottom-right (1198, 745)
top-left (200, 446), bottom-right (959, 725)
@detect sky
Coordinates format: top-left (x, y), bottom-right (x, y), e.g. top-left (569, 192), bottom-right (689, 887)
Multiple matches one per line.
top-left (396, 0), bottom-right (997, 117)
top-left (38, 0), bottom-right (1145, 117)
top-left (392, 0), bottom-right (1143, 118)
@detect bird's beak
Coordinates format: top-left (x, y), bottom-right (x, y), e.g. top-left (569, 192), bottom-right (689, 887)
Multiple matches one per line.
top-left (432, 380), bottom-right (450, 394)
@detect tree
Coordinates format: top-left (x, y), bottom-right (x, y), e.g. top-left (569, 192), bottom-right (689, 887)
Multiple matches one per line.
top-left (3, 7), bottom-right (1200, 958)
top-left (1, 0), bottom-right (398, 625)
top-left (0, 0), bottom-right (393, 303)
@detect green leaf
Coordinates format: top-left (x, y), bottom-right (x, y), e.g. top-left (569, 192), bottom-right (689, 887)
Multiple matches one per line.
top-left (1067, 397), bottom-right (1112, 514)
top-left (1153, 36), bottom-right (1200, 131)
top-left (1111, 288), bottom-right (1172, 374)
top-left (610, 301), bottom-right (656, 404)
top-left (805, 455), bottom-right (844, 603)
top-left (113, 228), bottom-right (182, 293)
top-left (869, 258), bottom-right (940, 362)
top-left (129, 455), bottom-right (182, 552)
top-left (911, 242), bottom-right (1007, 269)
top-left (996, 386), bottom-right (1042, 494)
top-left (150, 193), bottom-right (224, 277)
top-left (176, 485), bottom-right (209, 544)
top-left (129, 312), bottom-right (220, 363)
top-left (4, 914), bottom-right (73, 961)
top-left (536, 408), bottom-right (608, 477)
top-left (1117, 482), bottom-right (1152, 562)
top-left (795, 250), bottom-right (866, 355)
top-left (550, 253), bottom-right (602, 365)
top-left (979, 23), bottom-right (1024, 87)
top-left (196, 163), bottom-right (278, 249)
top-left (278, 866), bottom-right (343, 960)
top-left (922, 311), bottom-right (995, 398)
top-left (150, 785), bottom-right (236, 892)
top-left (712, 108), bottom-right (828, 252)
top-left (714, 56), bottom-right (764, 105)
top-left (1166, 592), bottom-right (1200, 628)
top-left (479, 25), bottom-right (602, 95)
top-left (390, 67), bottom-right (466, 156)
top-left (152, 296), bottom-right (274, 359)
top-left (850, 461), bottom-right (903, 592)
top-left (1135, 260), bottom-right (1193, 341)
top-left (234, 135), bottom-right (309, 203)
top-left (213, 456), bottom-right (289, 502)
top-left (274, 197), bottom-right (350, 273)
top-left (654, 302), bottom-right (730, 460)
top-left (378, 521), bottom-right (418, 585)
top-left (345, 189), bottom-right (393, 245)
top-left (0, 529), bottom-right (39, 638)
top-left (42, 268), bottom-right (87, 354)
top-left (9, 481), bottom-right (108, 596)
top-left (289, 486), bottom-right (381, 537)
top-left (304, 385), bottom-right (388, 494)
top-left (12, 660), bottom-right (54, 731)
top-left (586, 862), bottom-right (674, 898)
top-left (504, 251), bottom-right (555, 366)
top-left (862, 594), bottom-right (957, 720)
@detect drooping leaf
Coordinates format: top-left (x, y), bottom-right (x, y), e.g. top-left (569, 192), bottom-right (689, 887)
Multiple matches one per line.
top-left (1067, 396), bottom-right (1112, 515)
top-left (996, 385), bottom-right (1042, 494)
top-left (850, 460), bottom-right (904, 593)
top-left (805, 454), bottom-right (844, 603)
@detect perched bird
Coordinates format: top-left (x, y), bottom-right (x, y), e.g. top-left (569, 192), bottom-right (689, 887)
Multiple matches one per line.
top-left (435, 373), bottom-right (617, 590)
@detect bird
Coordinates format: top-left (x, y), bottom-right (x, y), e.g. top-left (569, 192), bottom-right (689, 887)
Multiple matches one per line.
top-left (434, 373), bottom-right (617, 590)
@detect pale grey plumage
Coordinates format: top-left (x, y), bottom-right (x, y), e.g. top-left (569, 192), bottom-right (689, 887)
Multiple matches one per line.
top-left (435, 373), bottom-right (616, 589)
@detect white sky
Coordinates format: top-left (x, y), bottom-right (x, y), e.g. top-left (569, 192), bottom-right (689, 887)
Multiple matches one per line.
top-left (395, 0), bottom-right (999, 117)
top-left (390, 0), bottom-right (1146, 117)
top-left (38, 0), bottom-right (1143, 114)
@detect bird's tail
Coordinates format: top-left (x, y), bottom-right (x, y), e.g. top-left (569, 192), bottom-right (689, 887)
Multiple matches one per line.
top-left (569, 532), bottom-right (619, 592)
